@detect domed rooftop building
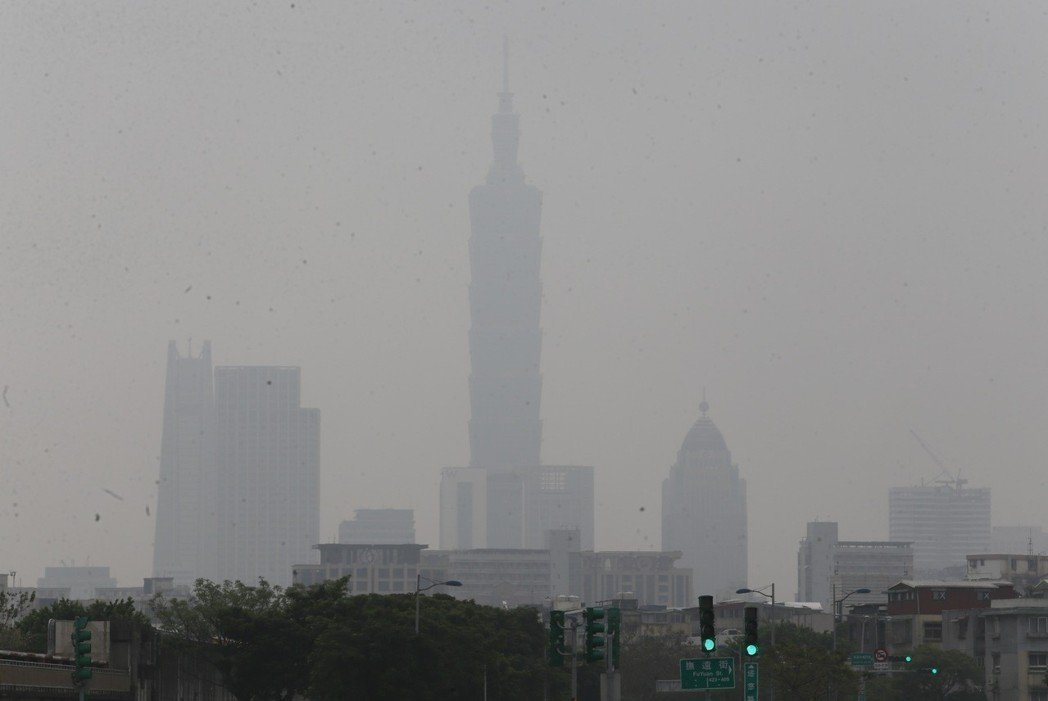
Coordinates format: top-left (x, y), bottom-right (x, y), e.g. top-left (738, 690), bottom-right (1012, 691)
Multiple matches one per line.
top-left (662, 399), bottom-right (748, 598)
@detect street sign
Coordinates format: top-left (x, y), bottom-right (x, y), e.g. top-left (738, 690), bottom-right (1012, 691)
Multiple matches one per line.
top-left (873, 648), bottom-right (888, 663)
top-left (680, 657), bottom-right (735, 690)
top-left (873, 661), bottom-right (891, 672)
top-left (849, 652), bottom-right (874, 669)
top-left (743, 661), bottom-right (759, 701)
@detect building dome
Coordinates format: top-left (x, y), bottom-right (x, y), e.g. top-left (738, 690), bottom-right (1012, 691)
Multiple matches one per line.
top-left (680, 400), bottom-right (728, 453)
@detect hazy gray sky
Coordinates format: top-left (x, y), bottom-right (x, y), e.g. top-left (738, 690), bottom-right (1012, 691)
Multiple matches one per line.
top-left (3, 1), bottom-right (1048, 592)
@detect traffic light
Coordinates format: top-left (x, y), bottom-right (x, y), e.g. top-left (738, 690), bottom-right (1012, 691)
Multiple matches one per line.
top-left (743, 606), bottom-right (759, 656)
top-left (71, 616), bottom-right (92, 683)
top-left (698, 595), bottom-right (716, 653)
top-left (919, 667), bottom-right (939, 675)
top-left (888, 654), bottom-right (914, 664)
top-left (607, 607), bottom-right (621, 668)
top-left (548, 610), bottom-right (565, 667)
top-left (584, 607), bottom-right (606, 663)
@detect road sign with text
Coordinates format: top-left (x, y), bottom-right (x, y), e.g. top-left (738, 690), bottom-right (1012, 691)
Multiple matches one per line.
top-left (680, 657), bottom-right (736, 690)
top-left (850, 652), bottom-right (874, 669)
top-left (743, 661), bottom-right (758, 701)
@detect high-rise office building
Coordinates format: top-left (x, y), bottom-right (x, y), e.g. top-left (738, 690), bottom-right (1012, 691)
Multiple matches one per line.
top-left (214, 366), bottom-right (320, 587)
top-left (889, 483), bottom-right (991, 574)
top-left (662, 400), bottom-right (747, 598)
top-left (796, 521), bottom-right (913, 612)
top-left (467, 45), bottom-right (543, 475)
top-left (440, 47), bottom-right (594, 550)
top-left (153, 341), bottom-right (218, 585)
top-left (152, 343), bottom-right (321, 587)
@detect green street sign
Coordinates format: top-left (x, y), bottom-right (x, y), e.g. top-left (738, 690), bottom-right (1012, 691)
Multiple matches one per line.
top-left (849, 652), bottom-right (874, 669)
top-left (680, 657), bottom-right (736, 690)
top-left (743, 661), bottom-right (759, 701)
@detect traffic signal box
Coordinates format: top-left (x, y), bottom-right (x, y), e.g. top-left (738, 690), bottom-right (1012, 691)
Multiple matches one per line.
top-left (698, 595), bottom-right (716, 653)
top-left (743, 606), bottom-right (759, 657)
top-left (71, 616), bottom-right (92, 683)
top-left (607, 607), bottom-right (621, 668)
top-left (548, 610), bottom-right (566, 667)
top-left (584, 607), bottom-right (606, 663)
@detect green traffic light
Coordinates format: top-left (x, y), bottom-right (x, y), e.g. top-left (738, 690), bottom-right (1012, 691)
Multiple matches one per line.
top-left (703, 638), bottom-right (715, 652)
top-left (745, 643), bottom-right (758, 656)
top-left (931, 667), bottom-right (938, 675)
top-left (904, 655), bottom-right (912, 663)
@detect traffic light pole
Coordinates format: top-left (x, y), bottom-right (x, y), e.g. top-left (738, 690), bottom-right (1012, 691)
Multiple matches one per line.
top-left (600, 630), bottom-right (621, 701)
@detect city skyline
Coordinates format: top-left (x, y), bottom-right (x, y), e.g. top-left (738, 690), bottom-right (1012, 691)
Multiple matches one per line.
top-left (3, 2), bottom-right (1048, 590)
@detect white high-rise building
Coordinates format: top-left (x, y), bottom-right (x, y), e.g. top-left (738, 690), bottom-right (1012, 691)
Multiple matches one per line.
top-left (889, 483), bottom-right (991, 574)
top-left (213, 366), bottom-right (320, 587)
top-left (662, 400), bottom-right (747, 598)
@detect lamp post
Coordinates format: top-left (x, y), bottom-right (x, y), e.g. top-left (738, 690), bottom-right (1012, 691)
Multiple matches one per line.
top-left (831, 587), bottom-right (871, 652)
top-left (415, 573), bottom-right (462, 634)
top-left (736, 584), bottom-right (775, 701)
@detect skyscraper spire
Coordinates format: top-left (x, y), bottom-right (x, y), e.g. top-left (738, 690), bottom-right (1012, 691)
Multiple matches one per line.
top-left (490, 36), bottom-right (521, 181)
top-left (502, 34), bottom-right (510, 96)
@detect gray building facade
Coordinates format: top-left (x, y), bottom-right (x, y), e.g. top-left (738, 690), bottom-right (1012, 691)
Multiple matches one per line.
top-left (889, 483), bottom-right (991, 574)
top-left (214, 366), bottom-right (320, 587)
top-left (153, 340), bottom-right (218, 585)
top-left (661, 401), bottom-right (747, 598)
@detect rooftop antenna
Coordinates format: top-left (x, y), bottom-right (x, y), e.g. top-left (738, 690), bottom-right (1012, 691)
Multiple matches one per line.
top-left (700, 387), bottom-right (709, 417)
top-left (502, 34), bottom-right (509, 94)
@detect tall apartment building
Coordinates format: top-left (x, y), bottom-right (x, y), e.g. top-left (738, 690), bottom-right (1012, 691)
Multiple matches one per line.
top-left (797, 521), bottom-right (914, 611)
top-left (662, 400), bottom-right (747, 598)
top-left (439, 47), bottom-right (594, 550)
top-left (153, 341), bottom-right (218, 585)
top-left (889, 483), bottom-right (991, 574)
top-left (214, 366), bottom-right (320, 587)
top-left (339, 509), bottom-right (415, 545)
top-left (152, 343), bottom-right (321, 588)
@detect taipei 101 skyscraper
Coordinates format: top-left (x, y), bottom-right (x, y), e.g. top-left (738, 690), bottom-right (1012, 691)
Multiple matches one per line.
top-left (440, 42), bottom-right (593, 552)
top-left (467, 41), bottom-right (543, 473)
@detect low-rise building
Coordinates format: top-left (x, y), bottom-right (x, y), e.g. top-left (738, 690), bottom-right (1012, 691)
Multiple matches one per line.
top-left (885, 579), bottom-right (1017, 650)
top-left (339, 509), bottom-right (416, 545)
top-left (943, 598), bottom-right (1048, 701)
top-left (293, 543), bottom-right (426, 595)
top-left (37, 566), bottom-right (117, 600)
top-left (968, 553), bottom-right (1048, 594)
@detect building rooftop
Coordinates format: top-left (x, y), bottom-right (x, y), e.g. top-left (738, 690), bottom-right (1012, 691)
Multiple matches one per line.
top-left (680, 400), bottom-right (727, 452)
top-left (888, 579), bottom-right (1012, 590)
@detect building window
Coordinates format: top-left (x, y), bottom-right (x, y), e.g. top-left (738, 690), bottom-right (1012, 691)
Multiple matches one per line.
top-left (923, 622), bottom-right (943, 641)
top-left (1029, 652), bottom-right (1048, 669)
top-left (1030, 617), bottom-right (1048, 635)
top-left (977, 591), bottom-right (991, 601)
top-left (1031, 692), bottom-right (1048, 701)
top-left (932, 590), bottom-right (947, 601)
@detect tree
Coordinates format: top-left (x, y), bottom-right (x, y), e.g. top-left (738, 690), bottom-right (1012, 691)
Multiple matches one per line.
top-left (151, 578), bottom-right (346, 701)
top-left (888, 645), bottom-right (983, 700)
top-left (617, 634), bottom-right (702, 701)
top-left (307, 592), bottom-right (561, 700)
top-left (15, 596), bottom-right (144, 652)
top-left (763, 622), bottom-right (858, 701)
top-left (0, 588), bottom-right (35, 649)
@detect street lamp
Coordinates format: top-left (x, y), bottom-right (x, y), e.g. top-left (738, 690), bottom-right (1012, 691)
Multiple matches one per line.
top-left (737, 584), bottom-right (776, 701)
top-left (415, 573), bottom-right (462, 634)
top-left (831, 587), bottom-right (871, 652)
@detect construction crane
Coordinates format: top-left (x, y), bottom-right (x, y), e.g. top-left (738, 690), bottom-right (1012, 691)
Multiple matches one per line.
top-left (909, 428), bottom-right (968, 489)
